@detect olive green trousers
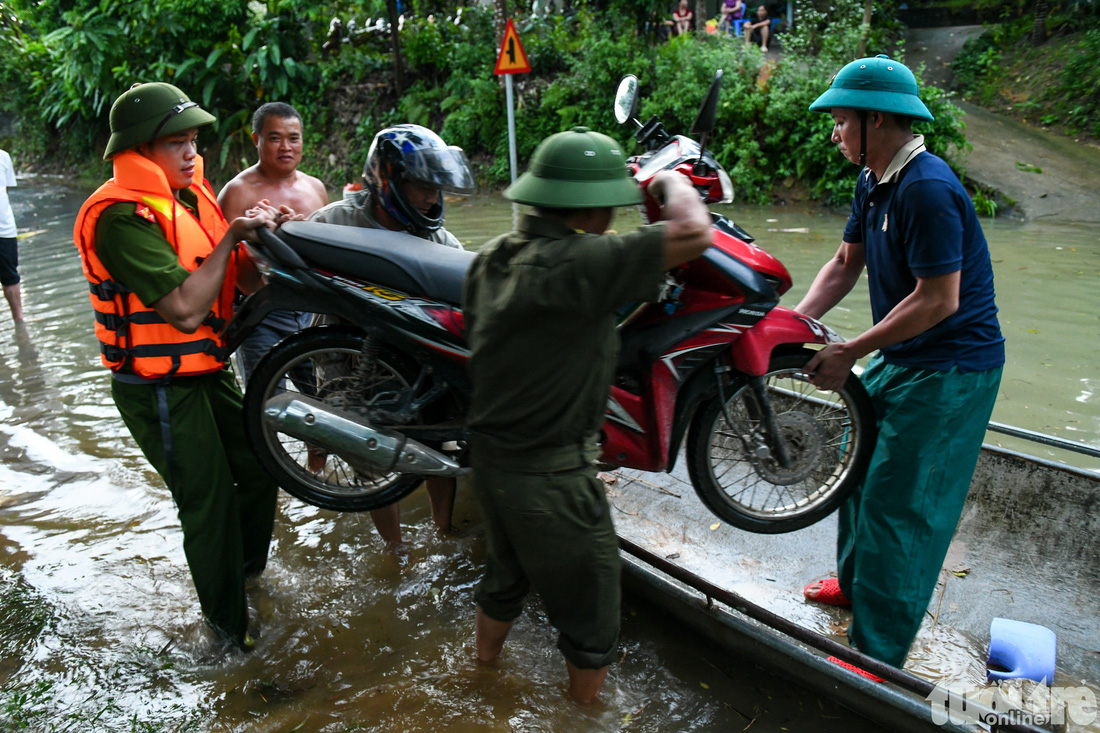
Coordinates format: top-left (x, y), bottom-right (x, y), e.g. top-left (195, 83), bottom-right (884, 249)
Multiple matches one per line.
top-left (471, 451), bottom-right (621, 670)
top-left (112, 369), bottom-right (277, 646)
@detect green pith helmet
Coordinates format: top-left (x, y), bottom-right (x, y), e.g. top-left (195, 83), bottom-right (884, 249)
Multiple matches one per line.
top-left (103, 82), bottom-right (216, 160)
top-left (809, 55), bottom-right (934, 122)
top-left (504, 126), bottom-right (640, 208)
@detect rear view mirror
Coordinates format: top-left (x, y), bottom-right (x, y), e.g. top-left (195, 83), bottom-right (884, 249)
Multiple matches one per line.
top-left (614, 75), bottom-right (639, 126)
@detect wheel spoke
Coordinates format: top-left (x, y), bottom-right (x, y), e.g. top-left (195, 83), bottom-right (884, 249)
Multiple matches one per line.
top-left (690, 363), bottom-right (872, 528)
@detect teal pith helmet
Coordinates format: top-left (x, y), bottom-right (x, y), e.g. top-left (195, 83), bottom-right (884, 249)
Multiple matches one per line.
top-left (809, 55), bottom-right (934, 122)
top-left (103, 82), bottom-right (216, 160)
top-left (504, 126), bottom-right (640, 208)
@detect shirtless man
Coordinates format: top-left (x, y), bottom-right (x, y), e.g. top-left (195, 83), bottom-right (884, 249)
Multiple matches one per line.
top-left (219, 102), bottom-right (329, 383)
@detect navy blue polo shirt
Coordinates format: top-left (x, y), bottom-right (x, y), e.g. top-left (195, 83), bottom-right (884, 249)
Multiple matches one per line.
top-left (842, 138), bottom-right (1004, 371)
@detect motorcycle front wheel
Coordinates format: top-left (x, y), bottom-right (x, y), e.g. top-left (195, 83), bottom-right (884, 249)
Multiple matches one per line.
top-left (243, 328), bottom-right (426, 512)
top-left (685, 351), bottom-right (876, 534)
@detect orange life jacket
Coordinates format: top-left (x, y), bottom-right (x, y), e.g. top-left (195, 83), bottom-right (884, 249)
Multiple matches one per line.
top-left (73, 151), bottom-right (236, 380)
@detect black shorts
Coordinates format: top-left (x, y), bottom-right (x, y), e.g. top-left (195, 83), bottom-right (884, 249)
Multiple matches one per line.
top-left (0, 237), bottom-right (19, 286)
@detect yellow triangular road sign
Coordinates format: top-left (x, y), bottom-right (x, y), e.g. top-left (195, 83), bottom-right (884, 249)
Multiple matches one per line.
top-left (494, 18), bottom-right (531, 75)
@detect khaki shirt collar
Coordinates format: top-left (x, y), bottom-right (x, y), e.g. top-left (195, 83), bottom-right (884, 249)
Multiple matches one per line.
top-left (518, 212), bottom-right (577, 239)
top-left (876, 134), bottom-right (926, 185)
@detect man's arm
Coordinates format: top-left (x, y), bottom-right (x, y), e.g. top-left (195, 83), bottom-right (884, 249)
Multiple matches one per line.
top-left (151, 206), bottom-right (278, 332)
top-left (803, 270), bottom-right (961, 391)
top-left (646, 171), bottom-right (712, 269)
top-left (794, 239), bottom-right (866, 319)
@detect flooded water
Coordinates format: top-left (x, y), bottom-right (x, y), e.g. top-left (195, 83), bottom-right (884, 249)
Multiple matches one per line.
top-left (0, 184), bottom-right (891, 731)
top-left (0, 181), bottom-right (1095, 731)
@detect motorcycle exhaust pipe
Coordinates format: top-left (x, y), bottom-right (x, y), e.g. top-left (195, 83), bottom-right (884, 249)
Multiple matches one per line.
top-left (261, 392), bottom-right (469, 477)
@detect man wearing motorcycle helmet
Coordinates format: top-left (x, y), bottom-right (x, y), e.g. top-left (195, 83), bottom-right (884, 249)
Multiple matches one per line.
top-left (72, 82), bottom-right (281, 651)
top-left (797, 56), bottom-right (1004, 670)
top-left (463, 126), bottom-right (711, 702)
top-left (308, 124), bottom-right (474, 546)
top-left (309, 123), bottom-right (473, 248)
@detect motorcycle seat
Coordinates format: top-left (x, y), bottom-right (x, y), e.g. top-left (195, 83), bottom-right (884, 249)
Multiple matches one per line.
top-left (273, 221), bottom-right (475, 306)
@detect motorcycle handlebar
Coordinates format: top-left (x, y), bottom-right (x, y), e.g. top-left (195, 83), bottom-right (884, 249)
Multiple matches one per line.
top-left (255, 225), bottom-right (308, 270)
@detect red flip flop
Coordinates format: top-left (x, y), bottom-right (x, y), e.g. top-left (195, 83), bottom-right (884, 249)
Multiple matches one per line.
top-left (827, 656), bottom-right (884, 683)
top-left (803, 578), bottom-right (852, 607)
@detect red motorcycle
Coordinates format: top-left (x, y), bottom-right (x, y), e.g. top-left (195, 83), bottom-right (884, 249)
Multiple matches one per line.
top-left (232, 70), bottom-right (875, 533)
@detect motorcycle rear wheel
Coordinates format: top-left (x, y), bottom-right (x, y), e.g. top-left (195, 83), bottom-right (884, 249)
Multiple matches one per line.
top-left (243, 328), bottom-right (426, 512)
top-left (685, 350), bottom-right (876, 534)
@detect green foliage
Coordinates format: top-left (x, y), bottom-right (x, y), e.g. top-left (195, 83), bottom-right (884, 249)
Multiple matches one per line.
top-left (0, 0), bottom-right (996, 204)
top-left (539, 10), bottom-right (649, 141)
top-left (1058, 28), bottom-right (1100, 137)
top-left (952, 6), bottom-right (1100, 140)
top-left (972, 188), bottom-right (998, 217)
top-left (951, 33), bottom-right (1002, 104)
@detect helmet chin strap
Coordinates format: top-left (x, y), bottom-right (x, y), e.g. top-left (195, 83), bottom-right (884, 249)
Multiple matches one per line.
top-left (859, 110), bottom-right (868, 167)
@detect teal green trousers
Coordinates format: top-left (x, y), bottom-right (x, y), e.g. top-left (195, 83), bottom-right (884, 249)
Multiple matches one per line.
top-left (112, 369), bottom-right (278, 646)
top-left (838, 355), bottom-right (1002, 667)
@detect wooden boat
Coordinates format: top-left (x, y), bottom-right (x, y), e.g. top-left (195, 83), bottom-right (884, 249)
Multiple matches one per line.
top-left (607, 426), bottom-right (1100, 733)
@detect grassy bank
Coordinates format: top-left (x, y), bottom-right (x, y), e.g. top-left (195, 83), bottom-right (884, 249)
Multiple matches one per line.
top-left (951, 5), bottom-right (1100, 144)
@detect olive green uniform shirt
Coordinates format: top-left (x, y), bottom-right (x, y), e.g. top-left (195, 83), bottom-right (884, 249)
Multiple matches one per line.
top-left (464, 213), bottom-right (665, 471)
top-left (93, 189), bottom-right (201, 306)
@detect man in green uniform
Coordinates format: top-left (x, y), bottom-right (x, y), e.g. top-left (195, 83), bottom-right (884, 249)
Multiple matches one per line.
top-left (73, 82), bottom-right (282, 650)
top-left (463, 126), bottom-right (712, 702)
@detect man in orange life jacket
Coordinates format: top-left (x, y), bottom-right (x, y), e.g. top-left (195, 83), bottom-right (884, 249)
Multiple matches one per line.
top-left (73, 82), bottom-right (282, 650)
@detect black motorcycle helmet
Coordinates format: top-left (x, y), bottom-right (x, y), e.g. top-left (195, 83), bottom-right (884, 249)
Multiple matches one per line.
top-left (363, 124), bottom-right (476, 233)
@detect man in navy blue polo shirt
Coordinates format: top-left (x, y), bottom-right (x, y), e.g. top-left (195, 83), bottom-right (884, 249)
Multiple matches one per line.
top-left (795, 56), bottom-right (1004, 669)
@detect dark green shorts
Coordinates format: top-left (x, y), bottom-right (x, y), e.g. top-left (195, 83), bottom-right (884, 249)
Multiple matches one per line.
top-left (472, 457), bottom-right (621, 669)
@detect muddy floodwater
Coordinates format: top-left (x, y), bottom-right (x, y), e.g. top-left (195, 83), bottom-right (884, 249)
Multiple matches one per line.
top-left (0, 182), bottom-right (1096, 731)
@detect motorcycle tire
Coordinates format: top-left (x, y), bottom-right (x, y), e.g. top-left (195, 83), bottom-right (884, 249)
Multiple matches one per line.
top-left (685, 350), bottom-right (876, 534)
top-left (243, 328), bottom-right (426, 512)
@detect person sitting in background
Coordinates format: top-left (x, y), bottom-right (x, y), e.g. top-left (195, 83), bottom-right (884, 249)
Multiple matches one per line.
top-left (668, 0), bottom-right (694, 36)
top-left (719, 0), bottom-right (744, 35)
top-left (743, 4), bottom-right (771, 52)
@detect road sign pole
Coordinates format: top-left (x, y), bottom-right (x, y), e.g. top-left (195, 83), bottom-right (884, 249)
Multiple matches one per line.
top-left (506, 73), bottom-right (518, 185)
top-left (494, 17), bottom-right (531, 230)
top-left (505, 74), bottom-right (519, 228)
